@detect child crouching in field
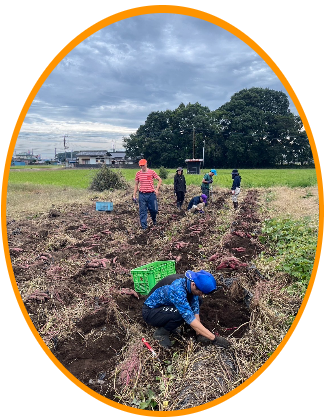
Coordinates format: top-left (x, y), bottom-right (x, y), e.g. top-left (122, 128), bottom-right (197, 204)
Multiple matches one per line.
top-left (187, 194), bottom-right (207, 214)
top-left (231, 169), bottom-right (241, 209)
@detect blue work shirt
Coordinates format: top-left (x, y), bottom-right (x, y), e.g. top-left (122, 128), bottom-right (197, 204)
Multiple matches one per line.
top-left (144, 277), bottom-right (199, 324)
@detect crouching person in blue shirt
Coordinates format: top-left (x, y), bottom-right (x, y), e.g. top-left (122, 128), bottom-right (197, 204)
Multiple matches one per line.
top-left (142, 270), bottom-right (230, 348)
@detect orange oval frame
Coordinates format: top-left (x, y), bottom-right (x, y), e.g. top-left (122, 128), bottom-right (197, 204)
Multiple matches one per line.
top-left (1, 5), bottom-right (323, 417)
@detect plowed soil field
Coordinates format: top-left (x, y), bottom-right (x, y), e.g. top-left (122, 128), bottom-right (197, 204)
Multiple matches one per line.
top-left (6, 185), bottom-right (301, 410)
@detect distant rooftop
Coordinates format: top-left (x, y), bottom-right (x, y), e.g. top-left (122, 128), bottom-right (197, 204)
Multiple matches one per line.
top-left (109, 151), bottom-right (127, 157)
top-left (76, 151), bottom-right (111, 157)
top-left (76, 150), bottom-right (128, 158)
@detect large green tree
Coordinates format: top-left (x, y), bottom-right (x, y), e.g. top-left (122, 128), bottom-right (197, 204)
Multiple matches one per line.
top-left (123, 88), bottom-right (313, 168)
top-left (124, 102), bottom-right (219, 167)
top-left (215, 88), bottom-right (313, 167)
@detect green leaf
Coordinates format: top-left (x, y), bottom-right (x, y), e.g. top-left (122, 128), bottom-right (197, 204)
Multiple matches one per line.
top-left (139, 401), bottom-right (150, 409)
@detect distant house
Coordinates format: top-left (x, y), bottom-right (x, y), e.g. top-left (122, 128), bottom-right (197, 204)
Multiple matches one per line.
top-left (109, 151), bottom-right (134, 165)
top-left (76, 150), bottom-right (112, 165)
top-left (75, 150), bottom-right (134, 166)
top-left (12, 152), bottom-right (38, 165)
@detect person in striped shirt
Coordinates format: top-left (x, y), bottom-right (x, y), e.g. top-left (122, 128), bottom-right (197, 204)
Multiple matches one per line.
top-left (133, 159), bottom-right (162, 230)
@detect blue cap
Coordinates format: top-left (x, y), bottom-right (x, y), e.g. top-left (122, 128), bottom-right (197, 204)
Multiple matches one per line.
top-left (210, 169), bottom-right (217, 176)
top-left (185, 270), bottom-right (217, 294)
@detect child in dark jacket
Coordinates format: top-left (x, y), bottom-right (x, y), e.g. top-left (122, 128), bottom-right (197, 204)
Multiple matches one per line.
top-left (174, 167), bottom-right (187, 209)
top-left (231, 169), bottom-right (241, 209)
top-left (187, 194), bottom-right (207, 213)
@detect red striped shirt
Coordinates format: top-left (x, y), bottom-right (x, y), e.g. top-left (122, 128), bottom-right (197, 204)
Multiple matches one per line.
top-left (135, 169), bottom-right (159, 192)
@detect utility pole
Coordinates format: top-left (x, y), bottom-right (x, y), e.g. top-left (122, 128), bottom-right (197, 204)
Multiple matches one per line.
top-left (203, 139), bottom-right (205, 168)
top-left (192, 127), bottom-right (195, 159)
top-left (63, 135), bottom-right (69, 166)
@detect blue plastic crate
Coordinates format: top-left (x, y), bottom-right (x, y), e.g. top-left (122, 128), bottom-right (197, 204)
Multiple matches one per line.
top-left (96, 202), bottom-right (113, 211)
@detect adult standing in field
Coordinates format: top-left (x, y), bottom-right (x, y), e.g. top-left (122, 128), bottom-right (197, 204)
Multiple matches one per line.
top-left (142, 270), bottom-right (230, 348)
top-left (231, 169), bottom-right (241, 209)
top-left (201, 169), bottom-right (217, 203)
top-left (133, 159), bottom-right (162, 230)
top-left (174, 167), bottom-right (187, 210)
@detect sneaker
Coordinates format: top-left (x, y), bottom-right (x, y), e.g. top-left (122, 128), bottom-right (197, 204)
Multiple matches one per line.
top-left (153, 327), bottom-right (172, 348)
top-left (171, 327), bottom-right (182, 336)
top-left (199, 210), bottom-right (205, 214)
top-left (153, 327), bottom-right (170, 338)
top-left (158, 335), bottom-right (172, 348)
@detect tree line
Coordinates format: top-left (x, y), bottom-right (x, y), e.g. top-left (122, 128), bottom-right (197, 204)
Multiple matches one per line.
top-left (123, 87), bottom-right (313, 169)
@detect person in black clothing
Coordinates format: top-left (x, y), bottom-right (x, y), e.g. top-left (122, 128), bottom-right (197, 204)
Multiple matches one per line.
top-left (174, 167), bottom-right (187, 209)
top-left (231, 169), bottom-right (241, 209)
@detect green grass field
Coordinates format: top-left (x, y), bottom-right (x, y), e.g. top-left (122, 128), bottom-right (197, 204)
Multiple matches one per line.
top-left (8, 167), bottom-right (317, 189)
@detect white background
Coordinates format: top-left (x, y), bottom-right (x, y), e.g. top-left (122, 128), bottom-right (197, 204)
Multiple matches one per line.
top-left (1, 2), bottom-right (323, 419)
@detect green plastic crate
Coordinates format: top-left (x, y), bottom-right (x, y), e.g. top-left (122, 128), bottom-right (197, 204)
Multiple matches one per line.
top-left (131, 260), bottom-right (176, 295)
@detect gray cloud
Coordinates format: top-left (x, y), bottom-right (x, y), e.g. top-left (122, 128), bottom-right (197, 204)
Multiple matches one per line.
top-left (15, 13), bottom-right (295, 159)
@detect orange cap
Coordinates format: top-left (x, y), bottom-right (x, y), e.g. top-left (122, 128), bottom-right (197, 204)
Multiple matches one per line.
top-left (139, 159), bottom-right (147, 166)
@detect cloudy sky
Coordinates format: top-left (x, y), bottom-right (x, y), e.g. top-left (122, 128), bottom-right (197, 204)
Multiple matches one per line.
top-left (15, 13), bottom-right (296, 159)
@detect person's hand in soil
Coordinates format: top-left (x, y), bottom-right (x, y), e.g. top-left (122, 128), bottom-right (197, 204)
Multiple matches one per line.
top-left (197, 334), bottom-right (230, 348)
top-left (212, 335), bottom-right (230, 348)
top-left (196, 334), bottom-right (211, 343)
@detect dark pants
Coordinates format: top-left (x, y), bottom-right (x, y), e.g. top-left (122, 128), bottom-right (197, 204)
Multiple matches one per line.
top-left (138, 192), bottom-right (158, 229)
top-left (142, 297), bottom-right (203, 332)
top-left (176, 191), bottom-right (185, 207)
top-left (142, 304), bottom-right (184, 332)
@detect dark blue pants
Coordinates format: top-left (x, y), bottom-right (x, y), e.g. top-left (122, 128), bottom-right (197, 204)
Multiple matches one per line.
top-left (142, 297), bottom-right (203, 332)
top-left (142, 304), bottom-right (184, 331)
top-left (138, 192), bottom-right (158, 229)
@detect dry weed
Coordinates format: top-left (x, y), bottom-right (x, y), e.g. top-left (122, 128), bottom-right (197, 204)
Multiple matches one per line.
top-left (233, 275), bottom-right (301, 382)
top-left (6, 182), bottom-right (134, 220)
top-left (259, 186), bottom-right (319, 221)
